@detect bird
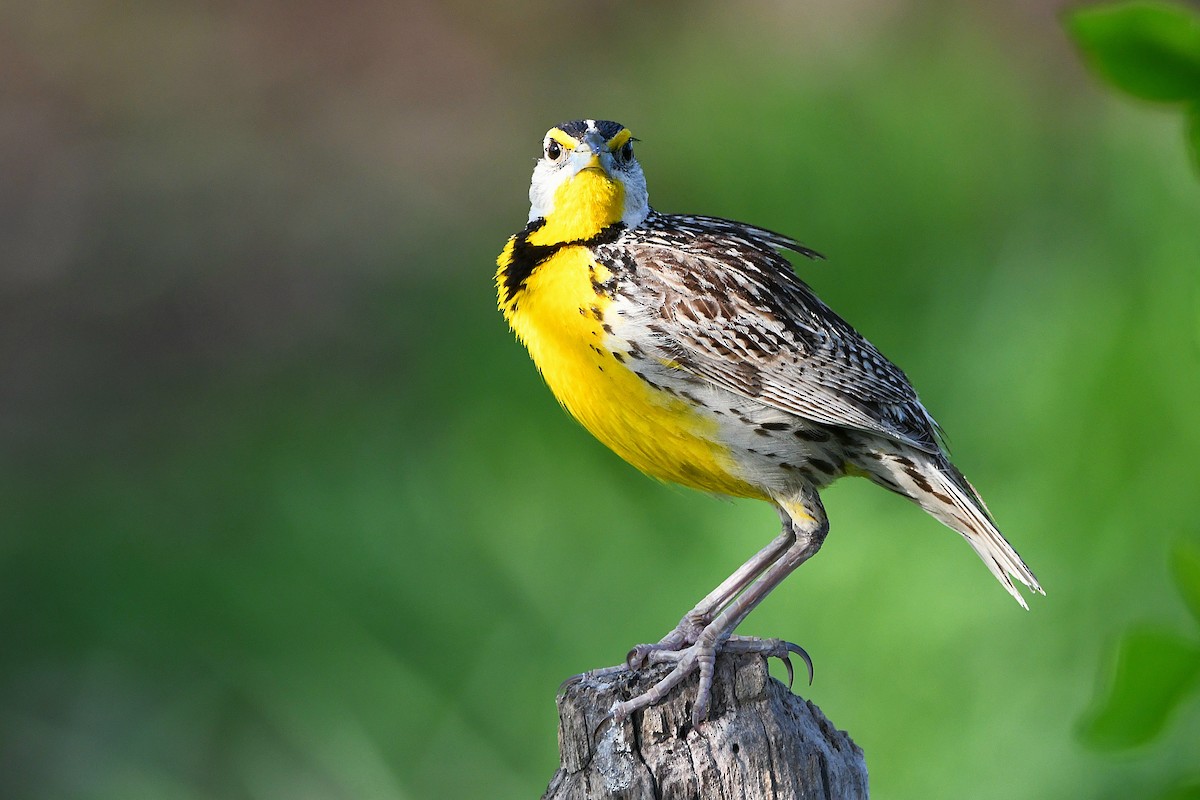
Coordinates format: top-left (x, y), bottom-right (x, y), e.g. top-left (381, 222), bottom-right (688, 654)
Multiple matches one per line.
top-left (495, 118), bottom-right (1042, 725)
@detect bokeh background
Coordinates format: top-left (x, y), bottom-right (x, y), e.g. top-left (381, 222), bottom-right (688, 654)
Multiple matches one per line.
top-left (3, 1), bottom-right (1200, 798)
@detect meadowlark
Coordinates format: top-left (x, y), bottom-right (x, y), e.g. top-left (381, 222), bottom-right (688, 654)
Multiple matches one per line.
top-left (495, 118), bottom-right (1043, 725)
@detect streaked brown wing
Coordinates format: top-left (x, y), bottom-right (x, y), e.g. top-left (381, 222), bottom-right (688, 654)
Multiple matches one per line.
top-left (607, 215), bottom-right (942, 453)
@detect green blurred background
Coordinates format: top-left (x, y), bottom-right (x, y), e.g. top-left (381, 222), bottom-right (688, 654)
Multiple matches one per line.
top-left (3, 1), bottom-right (1199, 798)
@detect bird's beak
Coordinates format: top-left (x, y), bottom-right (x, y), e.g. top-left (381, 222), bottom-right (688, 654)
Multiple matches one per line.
top-left (571, 133), bottom-right (610, 175)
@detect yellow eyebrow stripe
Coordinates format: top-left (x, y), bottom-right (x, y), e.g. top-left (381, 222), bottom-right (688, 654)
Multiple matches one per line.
top-left (606, 128), bottom-right (633, 150)
top-left (547, 128), bottom-right (580, 149)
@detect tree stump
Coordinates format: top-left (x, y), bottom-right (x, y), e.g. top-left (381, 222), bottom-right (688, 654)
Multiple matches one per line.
top-left (543, 653), bottom-right (868, 799)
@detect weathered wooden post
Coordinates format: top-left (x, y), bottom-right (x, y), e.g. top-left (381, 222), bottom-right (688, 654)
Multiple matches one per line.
top-left (544, 653), bottom-right (868, 799)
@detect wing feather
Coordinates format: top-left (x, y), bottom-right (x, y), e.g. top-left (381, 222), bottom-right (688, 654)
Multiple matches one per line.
top-left (607, 214), bottom-right (941, 452)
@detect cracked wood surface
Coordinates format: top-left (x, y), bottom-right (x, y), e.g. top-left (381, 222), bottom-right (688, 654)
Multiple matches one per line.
top-left (543, 653), bottom-right (868, 799)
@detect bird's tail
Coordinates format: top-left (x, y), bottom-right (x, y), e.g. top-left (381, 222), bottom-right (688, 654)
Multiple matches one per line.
top-left (865, 451), bottom-right (1044, 608)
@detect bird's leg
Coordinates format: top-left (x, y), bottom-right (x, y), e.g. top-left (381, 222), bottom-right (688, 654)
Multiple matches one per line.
top-left (631, 514), bottom-right (796, 661)
top-left (581, 515), bottom-right (795, 685)
top-left (611, 492), bottom-right (829, 726)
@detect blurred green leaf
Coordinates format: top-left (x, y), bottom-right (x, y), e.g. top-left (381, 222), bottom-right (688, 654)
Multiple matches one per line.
top-left (1078, 627), bottom-right (1200, 750)
top-left (1171, 539), bottom-right (1200, 628)
top-left (1066, 1), bottom-right (1200, 102)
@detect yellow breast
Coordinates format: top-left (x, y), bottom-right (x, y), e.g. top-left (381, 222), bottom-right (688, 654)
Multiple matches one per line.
top-left (496, 240), bottom-right (766, 499)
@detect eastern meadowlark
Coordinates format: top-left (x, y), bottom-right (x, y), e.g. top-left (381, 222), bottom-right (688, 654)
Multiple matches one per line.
top-left (496, 119), bottom-right (1043, 725)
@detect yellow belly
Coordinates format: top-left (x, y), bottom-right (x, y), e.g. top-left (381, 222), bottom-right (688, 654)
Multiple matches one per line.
top-left (498, 243), bottom-right (766, 499)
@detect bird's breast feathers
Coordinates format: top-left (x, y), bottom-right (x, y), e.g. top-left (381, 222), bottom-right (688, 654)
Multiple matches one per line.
top-left (497, 236), bottom-right (766, 498)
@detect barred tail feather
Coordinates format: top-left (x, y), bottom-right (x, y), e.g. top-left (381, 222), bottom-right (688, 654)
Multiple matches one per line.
top-left (866, 451), bottom-right (1043, 608)
top-left (928, 463), bottom-right (1042, 609)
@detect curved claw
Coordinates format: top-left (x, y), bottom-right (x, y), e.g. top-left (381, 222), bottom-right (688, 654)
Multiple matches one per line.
top-left (785, 641), bottom-right (814, 685)
top-left (782, 654), bottom-right (795, 689)
top-left (592, 706), bottom-right (618, 739)
top-left (558, 673), bottom-right (586, 694)
top-left (626, 647), bottom-right (647, 669)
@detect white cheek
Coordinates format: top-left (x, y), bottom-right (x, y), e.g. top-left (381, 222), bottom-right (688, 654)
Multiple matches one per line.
top-left (620, 168), bottom-right (650, 228)
top-left (528, 162), bottom-right (566, 222)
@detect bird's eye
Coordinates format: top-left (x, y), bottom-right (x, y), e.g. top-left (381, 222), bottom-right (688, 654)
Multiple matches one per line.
top-left (616, 141), bottom-right (634, 164)
top-left (545, 140), bottom-right (563, 161)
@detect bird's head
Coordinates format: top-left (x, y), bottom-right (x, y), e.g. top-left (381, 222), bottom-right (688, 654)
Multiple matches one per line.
top-left (528, 119), bottom-right (649, 240)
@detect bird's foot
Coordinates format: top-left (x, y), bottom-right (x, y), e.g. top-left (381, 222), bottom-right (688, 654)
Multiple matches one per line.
top-left (575, 619), bottom-right (699, 683)
top-left (724, 635), bottom-right (813, 690)
top-left (603, 634), bottom-right (812, 726)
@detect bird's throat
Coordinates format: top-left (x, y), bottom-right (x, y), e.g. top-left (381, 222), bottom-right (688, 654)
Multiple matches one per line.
top-left (537, 170), bottom-right (626, 244)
